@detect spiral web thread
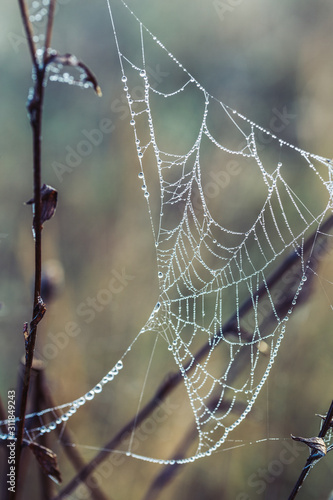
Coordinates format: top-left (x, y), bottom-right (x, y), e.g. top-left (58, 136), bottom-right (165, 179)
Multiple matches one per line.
top-left (1, 0), bottom-right (333, 464)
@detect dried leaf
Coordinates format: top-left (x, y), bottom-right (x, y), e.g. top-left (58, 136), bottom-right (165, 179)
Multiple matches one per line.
top-left (26, 184), bottom-right (58, 225)
top-left (29, 442), bottom-right (62, 484)
top-left (291, 435), bottom-right (327, 458)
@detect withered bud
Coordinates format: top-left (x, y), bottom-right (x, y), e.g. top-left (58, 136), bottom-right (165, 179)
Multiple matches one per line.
top-left (29, 441), bottom-right (62, 484)
top-left (26, 184), bottom-right (58, 226)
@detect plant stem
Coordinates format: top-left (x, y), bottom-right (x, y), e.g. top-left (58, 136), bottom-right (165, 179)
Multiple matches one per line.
top-left (17, 0), bottom-right (37, 68)
top-left (44, 0), bottom-right (56, 63)
top-left (13, 0), bottom-right (58, 495)
top-left (12, 64), bottom-right (45, 500)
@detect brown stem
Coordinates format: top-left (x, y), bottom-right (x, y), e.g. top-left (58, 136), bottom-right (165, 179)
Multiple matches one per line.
top-left (44, 0), bottom-right (57, 64)
top-left (13, 0), bottom-right (55, 493)
top-left (288, 400), bottom-right (333, 500)
top-left (17, 0), bottom-right (37, 68)
top-left (13, 64), bottom-right (45, 500)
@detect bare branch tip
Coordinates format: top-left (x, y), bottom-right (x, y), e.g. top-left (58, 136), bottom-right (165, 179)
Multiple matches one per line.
top-left (29, 441), bottom-right (62, 484)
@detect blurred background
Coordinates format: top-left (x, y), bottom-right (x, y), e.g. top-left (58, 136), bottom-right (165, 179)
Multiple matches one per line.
top-left (1, 0), bottom-right (333, 499)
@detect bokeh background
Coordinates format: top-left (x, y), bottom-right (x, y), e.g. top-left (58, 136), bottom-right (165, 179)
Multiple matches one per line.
top-left (1, 0), bottom-right (333, 499)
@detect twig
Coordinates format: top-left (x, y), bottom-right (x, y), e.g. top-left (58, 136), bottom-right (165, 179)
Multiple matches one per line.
top-left (13, 0), bottom-right (102, 497)
top-left (17, 0), bottom-right (37, 68)
top-left (43, 0), bottom-right (56, 64)
top-left (13, 68), bottom-right (46, 500)
top-left (53, 214), bottom-right (333, 499)
top-left (288, 400), bottom-right (333, 500)
top-left (46, 53), bottom-right (102, 96)
top-left (14, 2), bottom-right (54, 496)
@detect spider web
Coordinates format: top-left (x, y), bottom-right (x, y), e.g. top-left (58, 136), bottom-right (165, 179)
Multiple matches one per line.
top-left (1, 0), bottom-right (333, 465)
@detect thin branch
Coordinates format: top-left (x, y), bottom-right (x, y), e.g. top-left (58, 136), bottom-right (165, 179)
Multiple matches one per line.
top-left (53, 214), bottom-right (333, 499)
top-left (43, 0), bottom-right (56, 64)
top-left (12, 0), bottom-right (102, 497)
top-left (46, 53), bottom-right (102, 96)
top-left (288, 400), bottom-right (333, 500)
top-left (13, 0), bottom-right (50, 493)
top-left (17, 0), bottom-right (37, 68)
top-left (13, 64), bottom-right (46, 498)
